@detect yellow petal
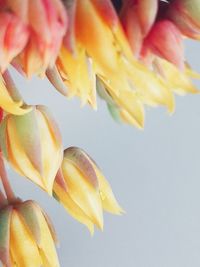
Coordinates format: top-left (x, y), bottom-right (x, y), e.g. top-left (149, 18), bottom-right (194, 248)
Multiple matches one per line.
top-left (6, 110), bottom-right (62, 194)
top-left (94, 166), bottom-right (124, 215)
top-left (120, 109), bottom-right (142, 126)
top-left (0, 75), bottom-right (31, 115)
top-left (31, 203), bottom-right (60, 267)
top-left (6, 115), bottom-right (45, 189)
top-left (62, 159), bottom-right (103, 230)
top-left (185, 65), bottom-right (200, 80)
top-left (10, 210), bottom-right (42, 267)
top-left (54, 182), bottom-right (94, 235)
top-left (154, 58), bottom-right (199, 95)
top-left (58, 45), bottom-right (97, 108)
top-left (76, 0), bottom-right (120, 72)
top-left (106, 87), bottom-right (145, 129)
top-left (36, 109), bottom-right (63, 194)
top-left (124, 59), bottom-right (175, 112)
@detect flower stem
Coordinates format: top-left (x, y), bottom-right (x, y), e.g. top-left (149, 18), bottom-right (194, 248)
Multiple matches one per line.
top-left (0, 153), bottom-right (15, 202)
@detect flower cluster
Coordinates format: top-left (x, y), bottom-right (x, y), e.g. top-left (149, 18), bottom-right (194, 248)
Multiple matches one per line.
top-left (0, 0), bottom-right (199, 265)
top-left (0, 199), bottom-right (59, 267)
top-left (0, 0), bottom-right (199, 128)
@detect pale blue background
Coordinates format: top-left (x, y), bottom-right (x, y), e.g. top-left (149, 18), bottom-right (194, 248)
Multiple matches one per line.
top-left (8, 40), bottom-right (200, 267)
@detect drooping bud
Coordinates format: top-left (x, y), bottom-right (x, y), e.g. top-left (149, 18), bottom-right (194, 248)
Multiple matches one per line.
top-left (136, 0), bottom-right (158, 36)
top-left (7, 0), bottom-right (68, 76)
top-left (96, 77), bottom-right (145, 128)
top-left (0, 200), bottom-right (59, 267)
top-left (63, 0), bottom-right (77, 53)
top-left (120, 0), bottom-right (158, 56)
top-left (120, 4), bottom-right (144, 57)
top-left (167, 0), bottom-right (200, 39)
top-left (0, 12), bottom-right (29, 72)
top-left (144, 20), bottom-right (184, 69)
top-left (53, 147), bottom-right (123, 234)
top-left (0, 105), bottom-right (63, 194)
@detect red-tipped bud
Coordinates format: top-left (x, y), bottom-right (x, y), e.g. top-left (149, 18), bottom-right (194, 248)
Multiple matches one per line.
top-left (0, 12), bottom-right (29, 71)
top-left (120, 0), bottom-right (158, 56)
top-left (7, 0), bottom-right (68, 76)
top-left (120, 3), bottom-right (143, 57)
top-left (167, 0), bottom-right (200, 39)
top-left (145, 20), bottom-right (184, 69)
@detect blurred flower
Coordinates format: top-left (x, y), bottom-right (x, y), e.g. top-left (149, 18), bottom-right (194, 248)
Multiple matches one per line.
top-left (120, 0), bottom-right (158, 57)
top-left (0, 12), bottom-right (29, 72)
top-left (96, 77), bottom-right (145, 127)
top-left (0, 200), bottom-right (59, 267)
top-left (167, 0), bottom-right (200, 39)
top-left (144, 20), bottom-right (184, 69)
top-left (0, 105), bottom-right (63, 194)
top-left (6, 0), bottom-right (68, 76)
top-left (152, 57), bottom-right (199, 95)
top-left (51, 0), bottom-right (176, 127)
top-left (53, 147), bottom-right (123, 234)
top-left (0, 0), bottom-right (198, 128)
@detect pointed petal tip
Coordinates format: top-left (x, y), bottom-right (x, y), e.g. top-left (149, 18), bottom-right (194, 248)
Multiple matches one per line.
top-left (165, 93), bottom-right (175, 114)
top-left (95, 217), bottom-right (104, 232)
top-left (88, 225), bottom-right (95, 236)
top-left (110, 206), bottom-right (126, 216)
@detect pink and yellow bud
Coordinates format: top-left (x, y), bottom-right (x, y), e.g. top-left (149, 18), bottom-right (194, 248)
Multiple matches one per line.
top-left (53, 147), bottom-right (123, 234)
top-left (167, 0), bottom-right (200, 39)
top-left (120, 5), bottom-right (143, 57)
top-left (0, 12), bottom-right (29, 72)
top-left (74, 0), bottom-right (175, 123)
top-left (120, 0), bottom-right (158, 56)
top-left (134, 0), bottom-right (158, 36)
top-left (7, 0), bottom-right (68, 76)
top-left (0, 105), bottom-right (63, 194)
top-left (145, 20), bottom-right (184, 69)
top-left (0, 200), bottom-right (59, 267)
top-left (62, 0), bottom-right (77, 53)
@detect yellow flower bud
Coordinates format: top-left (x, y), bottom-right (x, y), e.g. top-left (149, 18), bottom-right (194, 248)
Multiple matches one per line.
top-left (0, 200), bottom-right (59, 267)
top-left (0, 105), bottom-right (63, 194)
top-left (53, 147), bottom-right (123, 234)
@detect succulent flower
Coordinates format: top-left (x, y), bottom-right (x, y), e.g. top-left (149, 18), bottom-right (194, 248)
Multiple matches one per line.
top-left (144, 20), bottom-right (184, 69)
top-left (0, 105), bottom-right (63, 194)
top-left (0, 71), bottom-right (31, 115)
top-left (6, 0), bottom-right (68, 76)
top-left (167, 0), bottom-right (200, 39)
top-left (0, 0), bottom-right (199, 264)
top-left (53, 147), bottom-right (123, 234)
top-left (0, 0), bottom-right (197, 127)
top-left (120, 0), bottom-right (158, 57)
top-left (0, 199), bottom-right (59, 267)
top-left (0, 12), bottom-right (29, 72)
